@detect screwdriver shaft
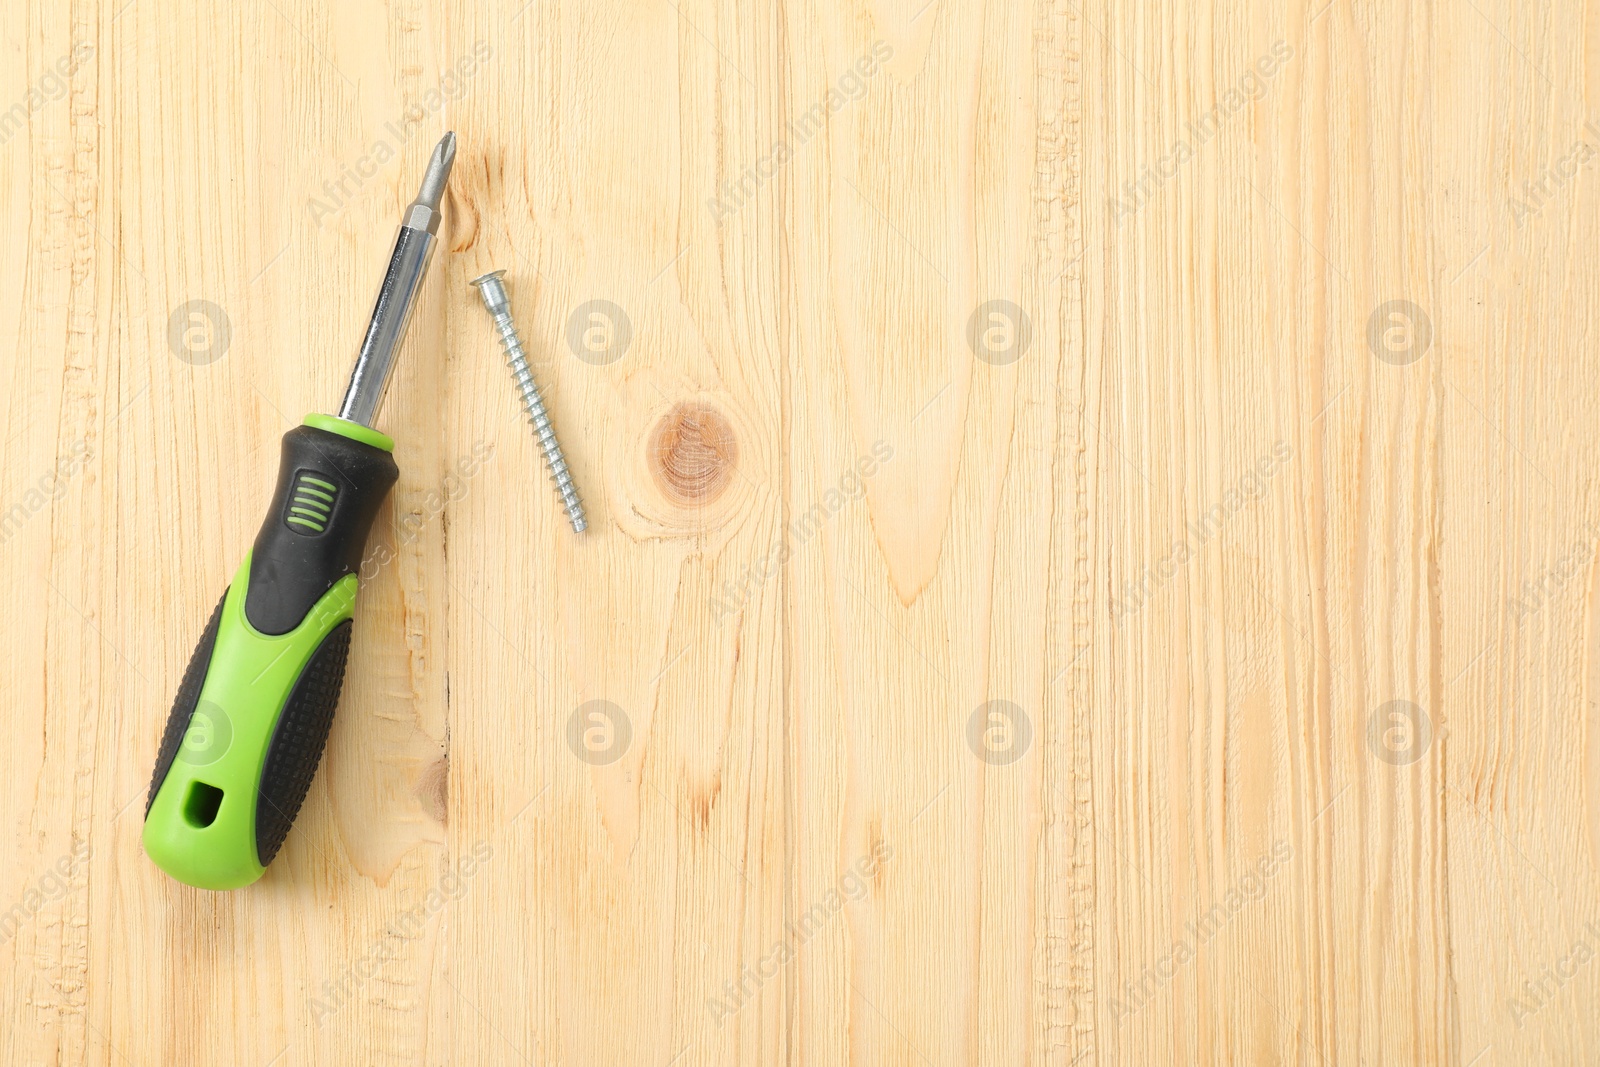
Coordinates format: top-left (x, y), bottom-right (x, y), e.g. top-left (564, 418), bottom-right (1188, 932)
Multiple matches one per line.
top-left (338, 132), bottom-right (457, 427)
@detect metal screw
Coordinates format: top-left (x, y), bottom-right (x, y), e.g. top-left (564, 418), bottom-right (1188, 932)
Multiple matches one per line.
top-left (470, 270), bottom-right (588, 533)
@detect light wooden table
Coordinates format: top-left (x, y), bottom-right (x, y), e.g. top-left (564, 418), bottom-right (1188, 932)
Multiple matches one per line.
top-left (2, 0), bottom-right (1594, 1063)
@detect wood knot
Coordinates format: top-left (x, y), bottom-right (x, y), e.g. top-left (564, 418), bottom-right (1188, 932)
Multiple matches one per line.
top-left (649, 403), bottom-right (737, 506)
top-left (611, 387), bottom-right (761, 544)
top-left (414, 753), bottom-right (449, 825)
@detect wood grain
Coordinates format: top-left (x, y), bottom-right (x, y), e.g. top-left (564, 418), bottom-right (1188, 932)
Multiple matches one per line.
top-left (2, 0), bottom-right (1597, 1063)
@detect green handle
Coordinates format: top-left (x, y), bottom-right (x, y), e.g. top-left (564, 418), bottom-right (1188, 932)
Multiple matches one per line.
top-left (143, 416), bottom-right (398, 890)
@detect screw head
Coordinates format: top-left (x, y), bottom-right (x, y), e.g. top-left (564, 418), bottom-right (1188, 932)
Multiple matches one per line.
top-left (470, 269), bottom-right (512, 315)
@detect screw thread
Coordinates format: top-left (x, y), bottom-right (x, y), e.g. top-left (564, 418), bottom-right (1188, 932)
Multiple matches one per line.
top-left (490, 311), bottom-right (587, 533)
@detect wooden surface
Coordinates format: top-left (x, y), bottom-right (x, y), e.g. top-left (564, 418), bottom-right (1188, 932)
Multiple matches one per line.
top-left (2, 0), bottom-right (1598, 1063)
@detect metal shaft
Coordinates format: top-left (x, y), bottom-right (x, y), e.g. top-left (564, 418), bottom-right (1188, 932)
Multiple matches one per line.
top-left (470, 270), bottom-right (587, 533)
top-left (338, 132), bottom-right (458, 426)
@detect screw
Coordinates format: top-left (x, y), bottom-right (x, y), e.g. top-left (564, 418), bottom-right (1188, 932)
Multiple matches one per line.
top-left (470, 270), bottom-right (588, 533)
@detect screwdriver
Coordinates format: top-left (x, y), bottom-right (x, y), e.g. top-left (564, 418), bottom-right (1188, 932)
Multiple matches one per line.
top-left (143, 132), bottom-right (457, 890)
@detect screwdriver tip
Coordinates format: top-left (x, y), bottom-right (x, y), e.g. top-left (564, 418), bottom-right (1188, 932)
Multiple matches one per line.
top-left (414, 131), bottom-right (457, 210)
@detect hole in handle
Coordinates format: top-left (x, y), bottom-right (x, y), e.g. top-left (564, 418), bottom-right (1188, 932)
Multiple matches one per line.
top-left (183, 781), bottom-right (224, 828)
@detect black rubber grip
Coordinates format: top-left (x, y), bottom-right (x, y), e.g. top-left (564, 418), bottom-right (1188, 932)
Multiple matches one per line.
top-left (245, 425), bottom-right (398, 635)
top-left (255, 620), bottom-right (353, 865)
top-left (146, 591), bottom-right (227, 816)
